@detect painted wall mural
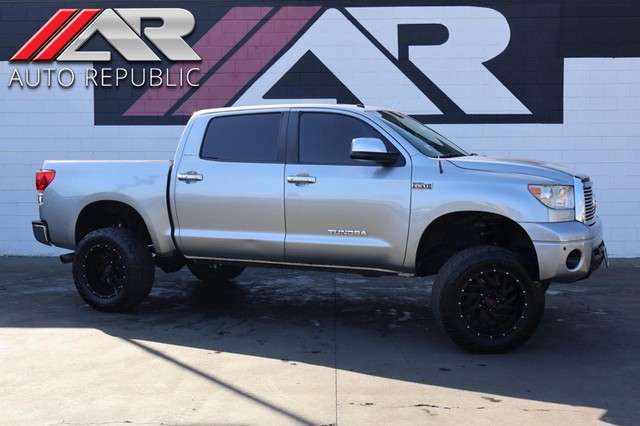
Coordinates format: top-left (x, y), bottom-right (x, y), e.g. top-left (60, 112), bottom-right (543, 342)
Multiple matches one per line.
top-left (4, 2), bottom-right (639, 126)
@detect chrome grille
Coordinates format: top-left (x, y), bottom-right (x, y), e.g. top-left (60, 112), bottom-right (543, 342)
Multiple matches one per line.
top-left (583, 181), bottom-right (596, 225)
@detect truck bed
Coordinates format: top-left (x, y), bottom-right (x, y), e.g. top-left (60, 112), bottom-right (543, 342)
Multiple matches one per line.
top-left (39, 160), bottom-right (176, 255)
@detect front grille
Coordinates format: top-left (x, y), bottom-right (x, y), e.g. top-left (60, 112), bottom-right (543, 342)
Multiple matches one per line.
top-left (583, 181), bottom-right (596, 225)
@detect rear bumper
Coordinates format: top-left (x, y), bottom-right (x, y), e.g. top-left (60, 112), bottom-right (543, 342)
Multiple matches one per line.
top-left (32, 221), bottom-right (52, 246)
top-left (520, 218), bottom-right (605, 283)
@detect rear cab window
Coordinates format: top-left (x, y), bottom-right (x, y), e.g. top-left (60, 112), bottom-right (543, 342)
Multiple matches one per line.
top-left (201, 113), bottom-right (282, 163)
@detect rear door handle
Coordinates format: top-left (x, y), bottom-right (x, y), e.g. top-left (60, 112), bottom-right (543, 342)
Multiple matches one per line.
top-left (287, 174), bottom-right (316, 185)
top-left (177, 171), bottom-right (203, 183)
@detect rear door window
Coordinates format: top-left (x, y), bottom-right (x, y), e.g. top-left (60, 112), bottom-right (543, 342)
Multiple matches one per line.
top-left (201, 113), bottom-right (282, 163)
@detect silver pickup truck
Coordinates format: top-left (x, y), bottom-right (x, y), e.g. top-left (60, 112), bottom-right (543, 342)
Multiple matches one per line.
top-left (33, 104), bottom-right (606, 353)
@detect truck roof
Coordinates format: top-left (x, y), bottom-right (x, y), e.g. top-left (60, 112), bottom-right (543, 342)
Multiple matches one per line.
top-left (191, 103), bottom-right (383, 117)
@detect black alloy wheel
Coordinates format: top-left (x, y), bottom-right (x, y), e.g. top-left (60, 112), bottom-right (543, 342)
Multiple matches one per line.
top-left (73, 227), bottom-right (155, 312)
top-left (432, 246), bottom-right (545, 353)
top-left (83, 243), bottom-right (127, 299)
top-left (458, 268), bottom-right (527, 339)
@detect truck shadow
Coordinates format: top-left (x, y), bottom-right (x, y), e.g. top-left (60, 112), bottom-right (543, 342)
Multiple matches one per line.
top-left (1, 258), bottom-right (637, 424)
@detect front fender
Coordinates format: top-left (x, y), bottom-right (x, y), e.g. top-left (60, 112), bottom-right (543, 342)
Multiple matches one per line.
top-left (402, 163), bottom-right (549, 273)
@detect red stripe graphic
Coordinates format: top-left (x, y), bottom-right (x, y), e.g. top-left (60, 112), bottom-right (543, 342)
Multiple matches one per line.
top-left (33, 9), bottom-right (101, 62)
top-left (174, 6), bottom-right (321, 115)
top-left (124, 7), bottom-right (273, 117)
top-left (10, 9), bottom-right (78, 62)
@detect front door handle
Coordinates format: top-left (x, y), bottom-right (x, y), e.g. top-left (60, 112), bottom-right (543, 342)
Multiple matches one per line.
top-left (177, 171), bottom-right (203, 183)
top-left (287, 174), bottom-right (316, 185)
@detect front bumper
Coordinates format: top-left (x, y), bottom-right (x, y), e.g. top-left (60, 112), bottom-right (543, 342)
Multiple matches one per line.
top-left (32, 220), bottom-right (52, 246)
top-left (520, 217), bottom-right (606, 283)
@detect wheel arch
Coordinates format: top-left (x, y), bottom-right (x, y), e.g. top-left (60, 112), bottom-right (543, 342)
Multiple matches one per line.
top-left (415, 211), bottom-right (539, 280)
top-left (75, 200), bottom-right (153, 247)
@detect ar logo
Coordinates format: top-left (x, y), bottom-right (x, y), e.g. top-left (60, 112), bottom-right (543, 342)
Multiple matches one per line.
top-left (238, 7), bottom-right (531, 116)
top-left (127, 6), bottom-right (531, 119)
top-left (11, 8), bottom-right (201, 62)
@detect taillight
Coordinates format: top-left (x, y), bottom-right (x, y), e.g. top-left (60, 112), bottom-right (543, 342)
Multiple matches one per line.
top-left (36, 169), bottom-right (56, 191)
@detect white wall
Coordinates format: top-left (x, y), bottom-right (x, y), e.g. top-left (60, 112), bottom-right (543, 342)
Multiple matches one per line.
top-left (0, 58), bottom-right (639, 256)
top-left (434, 58), bottom-right (640, 257)
top-left (0, 63), bottom-right (183, 256)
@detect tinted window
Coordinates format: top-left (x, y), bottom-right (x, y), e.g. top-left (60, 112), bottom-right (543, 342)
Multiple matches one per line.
top-left (201, 113), bottom-right (281, 162)
top-left (372, 110), bottom-right (467, 158)
top-left (299, 113), bottom-right (393, 165)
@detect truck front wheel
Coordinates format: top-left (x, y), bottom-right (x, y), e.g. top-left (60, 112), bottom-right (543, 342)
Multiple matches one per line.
top-left (72, 227), bottom-right (155, 312)
top-left (431, 246), bottom-right (545, 353)
top-left (187, 261), bottom-right (245, 283)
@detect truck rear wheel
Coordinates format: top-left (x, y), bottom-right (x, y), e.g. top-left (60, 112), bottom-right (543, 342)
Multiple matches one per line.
top-left (72, 227), bottom-right (155, 312)
top-left (187, 261), bottom-right (245, 283)
top-left (431, 246), bottom-right (545, 353)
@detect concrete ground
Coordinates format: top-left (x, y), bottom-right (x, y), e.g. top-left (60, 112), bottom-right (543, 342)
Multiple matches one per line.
top-left (0, 257), bottom-right (638, 426)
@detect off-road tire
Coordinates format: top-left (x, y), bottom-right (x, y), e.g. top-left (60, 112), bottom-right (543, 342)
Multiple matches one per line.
top-left (432, 245), bottom-right (545, 353)
top-left (187, 261), bottom-right (245, 283)
top-left (72, 227), bottom-right (155, 312)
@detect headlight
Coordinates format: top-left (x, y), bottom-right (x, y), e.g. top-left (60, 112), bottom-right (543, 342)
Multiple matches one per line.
top-left (528, 185), bottom-right (574, 209)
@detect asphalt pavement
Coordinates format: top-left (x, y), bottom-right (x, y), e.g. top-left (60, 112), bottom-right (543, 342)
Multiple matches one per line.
top-left (0, 257), bottom-right (638, 425)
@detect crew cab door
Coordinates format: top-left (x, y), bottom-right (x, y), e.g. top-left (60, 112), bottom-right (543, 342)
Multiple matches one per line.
top-left (284, 110), bottom-right (412, 271)
top-left (172, 110), bottom-right (287, 261)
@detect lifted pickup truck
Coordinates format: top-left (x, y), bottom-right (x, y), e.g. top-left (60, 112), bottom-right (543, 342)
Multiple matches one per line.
top-left (33, 104), bottom-right (606, 353)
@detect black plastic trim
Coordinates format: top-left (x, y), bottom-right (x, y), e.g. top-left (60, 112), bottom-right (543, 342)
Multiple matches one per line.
top-left (32, 220), bottom-right (51, 246)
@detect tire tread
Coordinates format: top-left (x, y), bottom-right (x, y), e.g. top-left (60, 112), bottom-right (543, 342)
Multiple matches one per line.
top-left (72, 227), bottom-right (155, 312)
top-left (432, 245), bottom-right (544, 353)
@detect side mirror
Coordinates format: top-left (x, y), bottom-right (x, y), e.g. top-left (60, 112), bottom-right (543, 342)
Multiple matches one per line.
top-left (350, 138), bottom-right (399, 165)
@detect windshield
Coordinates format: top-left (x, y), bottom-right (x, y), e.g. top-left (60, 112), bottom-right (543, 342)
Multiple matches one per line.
top-left (371, 110), bottom-right (468, 158)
